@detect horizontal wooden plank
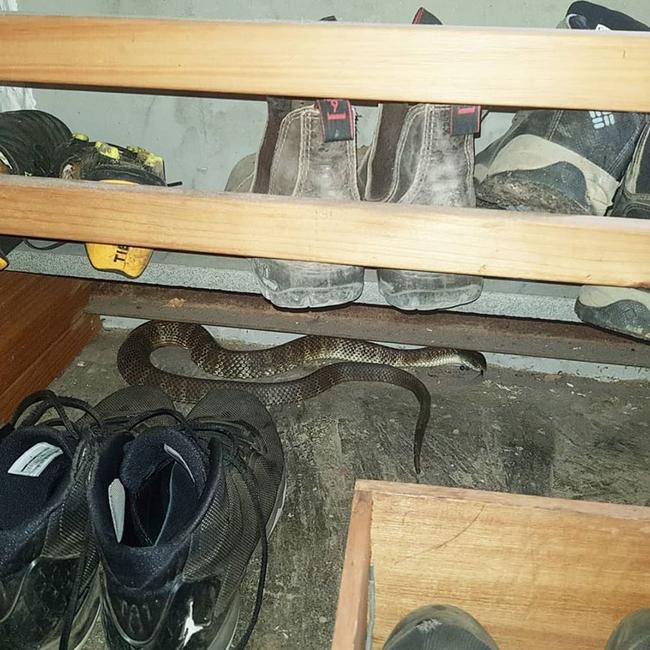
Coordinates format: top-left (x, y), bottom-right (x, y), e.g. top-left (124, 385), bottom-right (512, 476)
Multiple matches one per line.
top-left (1, 15), bottom-right (650, 110)
top-left (88, 283), bottom-right (650, 368)
top-left (1, 176), bottom-right (649, 287)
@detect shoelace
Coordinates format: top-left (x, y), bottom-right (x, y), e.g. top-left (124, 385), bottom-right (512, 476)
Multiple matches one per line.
top-left (0, 390), bottom-right (104, 650)
top-left (118, 408), bottom-right (271, 649)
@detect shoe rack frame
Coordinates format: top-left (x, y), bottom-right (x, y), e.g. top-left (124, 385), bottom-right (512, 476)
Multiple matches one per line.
top-left (0, 14), bottom-right (648, 286)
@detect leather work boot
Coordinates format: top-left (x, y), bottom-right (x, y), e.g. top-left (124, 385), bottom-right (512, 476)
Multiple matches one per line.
top-left (359, 8), bottom-right (483, 311)
top-left (53, 135), bottom-right (166, 278)
top-left (383, 605), bottom-right (499, 650)
top-left (227, 97), bottom-right (364, 309)
top-left (475, 2), bottom-right (648, 215)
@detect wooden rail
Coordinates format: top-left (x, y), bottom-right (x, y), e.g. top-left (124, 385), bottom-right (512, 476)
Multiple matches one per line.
top-left (1, 176), bottom-right (649, 286)
top-left (0, 15), bottom-right (650, 110)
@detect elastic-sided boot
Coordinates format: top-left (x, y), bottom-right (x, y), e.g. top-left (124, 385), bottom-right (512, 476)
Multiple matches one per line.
top-left (360, 9), bottom-right (483, 311)
top-left (240, 98), bottom-right (364, 309)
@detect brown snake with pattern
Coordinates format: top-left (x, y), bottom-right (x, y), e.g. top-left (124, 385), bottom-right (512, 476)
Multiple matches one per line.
top-left (117, 320), bottom-right (487, 472)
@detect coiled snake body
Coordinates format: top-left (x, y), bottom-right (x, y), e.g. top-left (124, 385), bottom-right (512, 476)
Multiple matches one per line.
top-left (118, 321), bottom-right (486, 472)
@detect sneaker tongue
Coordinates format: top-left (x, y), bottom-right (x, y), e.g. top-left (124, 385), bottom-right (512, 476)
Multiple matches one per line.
top-left (118, 428), bottom-right (208, 546)
top-left (0, 426), bottom-right (75, 530)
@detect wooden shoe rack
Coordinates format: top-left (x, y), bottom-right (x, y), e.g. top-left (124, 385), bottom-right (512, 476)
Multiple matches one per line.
top-left (0, 15), bottom-right (649, 649)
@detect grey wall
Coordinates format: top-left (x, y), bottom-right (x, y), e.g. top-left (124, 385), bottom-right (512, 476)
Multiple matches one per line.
top-left (13, 0), bottom-right (650, 191)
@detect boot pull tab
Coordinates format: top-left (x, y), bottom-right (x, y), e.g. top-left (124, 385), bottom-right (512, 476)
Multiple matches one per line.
top-left (316, 99), bottom-right (356, 143)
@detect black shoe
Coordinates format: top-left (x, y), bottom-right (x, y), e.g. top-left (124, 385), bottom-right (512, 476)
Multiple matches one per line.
top-left (606, 610), bottom-right (650, 649)
top-left (89, 387), bottom-right (286, 649)
top-left (383, 605), bottom-right (499, 650)
top-left (0, 390), bottom-right (105, 650)
top-left (475, 4), bottom-right (648, 216)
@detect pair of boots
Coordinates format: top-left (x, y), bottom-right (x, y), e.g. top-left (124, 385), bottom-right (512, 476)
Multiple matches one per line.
top-left (0, 109), bottom-right (165, 279)
top-left (226, 10), bottom-right (482, 312)
top-left (476, 1), bottom-right (650, 341)
top-left (384, 605), bottom-right (650, 649)
top-left (0, 386), bottom-right (285, 650)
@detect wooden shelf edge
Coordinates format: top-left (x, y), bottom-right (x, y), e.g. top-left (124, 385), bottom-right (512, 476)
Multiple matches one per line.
top-left (1, 15), bottom-right (650, 110)
top-left (1, 176), bottom-right (649, 287)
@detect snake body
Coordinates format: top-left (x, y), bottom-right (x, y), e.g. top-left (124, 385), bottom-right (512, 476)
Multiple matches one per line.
top-left (118, 321), bottom-right (487, 472)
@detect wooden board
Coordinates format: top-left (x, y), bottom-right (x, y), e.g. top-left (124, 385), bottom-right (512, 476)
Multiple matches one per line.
top-left (334, 481), bottom-right (650, 649)
top-left (1, 15), bottom-right (650, 110)
top-left (88, 282), bottom-right (650, 368)
top-left (0, 272), bottom-right (100, 420)
top-left (1, 176), bottom-right (650, 287)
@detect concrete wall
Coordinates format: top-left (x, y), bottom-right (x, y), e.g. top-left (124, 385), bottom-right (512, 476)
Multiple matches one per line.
top-left (11, 0), bottom-right (650, 191)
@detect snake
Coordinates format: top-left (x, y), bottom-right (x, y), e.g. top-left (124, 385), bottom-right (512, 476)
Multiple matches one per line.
top-left (117, 320), bottom-right (487, 473)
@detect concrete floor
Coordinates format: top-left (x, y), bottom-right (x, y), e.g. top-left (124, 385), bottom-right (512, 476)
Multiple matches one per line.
top-left (50, 329), bottom-right (650, 649)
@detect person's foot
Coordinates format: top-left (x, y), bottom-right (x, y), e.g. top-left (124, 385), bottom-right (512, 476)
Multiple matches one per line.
top-left (606, 610), bottom-right (650, 649)
top-left (88, 386), bottom-right (285, 649)
top-left (0, 390), bottom-right (104, 650)
top-left (383, 605), bottom-right (499, 650)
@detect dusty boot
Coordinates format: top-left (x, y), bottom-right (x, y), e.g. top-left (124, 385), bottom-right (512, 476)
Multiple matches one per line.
top-left (383, 605), bottom-right (499, 650)
top-left (53, 135), bottom-right (166, 278)
top-left (575, 123), bottom-right (650, 340)
top-left (605, 610), bottom-right (650, 649)
top-left (475, 2), bottom-right (648, 215)
top-left (360, 9), bottom-right (483, 311)
top-left (238, 97), bottom-right (363, 309)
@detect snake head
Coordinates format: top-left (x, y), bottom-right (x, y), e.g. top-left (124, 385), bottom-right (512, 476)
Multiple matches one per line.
top-left (459, 351), bottom-right (487, 375)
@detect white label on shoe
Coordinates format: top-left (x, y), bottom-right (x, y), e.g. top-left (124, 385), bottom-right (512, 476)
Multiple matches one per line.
top-left (108, 478), bottom-right (126, 543)
top-left (596, 24), bottom-right (611, 31)
top-left (164, 444), bottom-right (195, 484)
top-left (8, 442), bottom-right (63, 477)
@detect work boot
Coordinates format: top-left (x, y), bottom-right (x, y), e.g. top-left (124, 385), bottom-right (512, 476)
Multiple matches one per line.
top-left (53, 136), bottom-right (166, 279)
top-left (574, 123), bottom-right (650, 340)
top-left (232, 97), bottom-right (364, 309)
top-left (383, 605), bottom-right (499, 650)
top-left (475, 2), bottom-right (648, 215)
top-left (359, 9), bottom-right (483, 311)
top-left (0, 110), bottom-right (72, 269)
top-left (606, 610), bottom-right (650, 649)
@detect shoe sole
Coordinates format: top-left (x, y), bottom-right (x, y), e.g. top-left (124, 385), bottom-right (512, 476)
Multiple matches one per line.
top-left (252, 259), bottom-right (364, 309)
top-left (217, 469), bottom-right (288, 650)
top-left (576, 287), bottom-right (650, 340)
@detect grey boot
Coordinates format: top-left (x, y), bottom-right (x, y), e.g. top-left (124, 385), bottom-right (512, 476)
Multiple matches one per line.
top-left (475, 3), bottom-right (648, 215)
top-left (605, 610), bottom-right (650, 649)
top-left (233, 98), bottom-right (363, 309)
top-left (383, 605), bottom-right (499, 650)
top-left (360, 10), bottom-right (482, 312)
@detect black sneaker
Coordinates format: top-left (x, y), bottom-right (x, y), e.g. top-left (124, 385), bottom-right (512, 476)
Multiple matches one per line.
top-left (89, 387), bottom-right (286, 649)
top-left (475, 3), bottom-right (648, 215)
top-left (606, 610), bottom-right (650, 649)
top-left (0, 390), bottom-right (104, 650)
top-left (383, 605), bottom-right (499, 650)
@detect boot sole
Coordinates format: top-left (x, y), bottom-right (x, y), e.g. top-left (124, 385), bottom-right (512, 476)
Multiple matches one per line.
top-left (576, 287), bottom-right (650, 340)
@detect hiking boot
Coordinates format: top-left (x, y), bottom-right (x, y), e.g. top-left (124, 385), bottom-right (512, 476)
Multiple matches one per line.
top-left (383, 605), bottom-right (499, 650)
top-left (229, 97), bottom-right (364, 309)
top-left (476, 3), bottom-right (648, 215)
top-left (0, 390), bottom-right (104, 650)
top-left (574, 120), bottom-right (650, 340)
top-left (89, 386), bottom-right (286, 649)
top-left (53, 136), bottom-right (166, 279)
top-left (359, 9), bottom-right (483, 311)
top-left (606, 610), bottom-right (650, 649)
